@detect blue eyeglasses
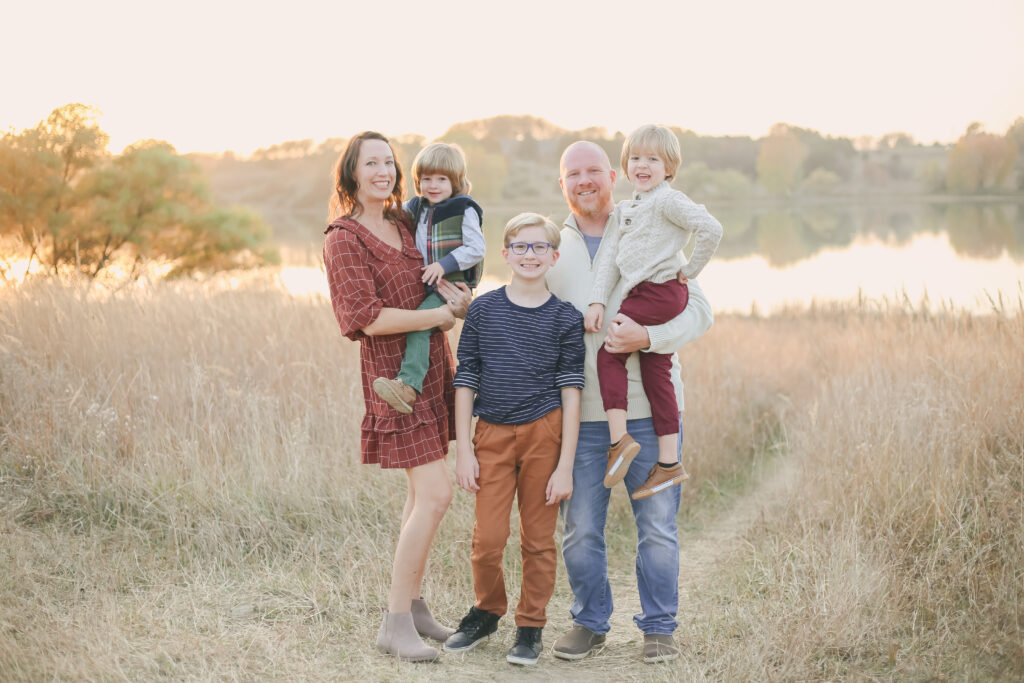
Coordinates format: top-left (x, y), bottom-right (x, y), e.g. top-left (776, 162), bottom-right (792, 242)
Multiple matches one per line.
top-left (508, 241), bottom-right (552, 256)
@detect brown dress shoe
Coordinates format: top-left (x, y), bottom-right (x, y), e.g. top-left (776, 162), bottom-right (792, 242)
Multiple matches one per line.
top-left (552, 624), bottom-right (606, 660)
top-left (603, 433), bottom-right (641, 487)
top-left (643, 633), bottom-right (679, 663)
top-left (372, 377), bottom-right (417, 414)
top-left (631, 463), bottom-right (689, 500)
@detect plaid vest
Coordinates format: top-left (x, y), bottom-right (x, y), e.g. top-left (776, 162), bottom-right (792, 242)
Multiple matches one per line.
top-left (406, 194), bottom-right (484, 288)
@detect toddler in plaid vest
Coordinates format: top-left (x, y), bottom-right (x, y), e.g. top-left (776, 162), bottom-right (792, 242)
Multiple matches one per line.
top-left (373, 142), bottom-right (485, 415)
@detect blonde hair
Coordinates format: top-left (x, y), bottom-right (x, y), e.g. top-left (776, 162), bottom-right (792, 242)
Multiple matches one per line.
top-left (503, 213), bottom-right (561, 248)
top-left (412, 142), bottom-right (471, 196)
top-left (620, 124), bottom-right (682, 180)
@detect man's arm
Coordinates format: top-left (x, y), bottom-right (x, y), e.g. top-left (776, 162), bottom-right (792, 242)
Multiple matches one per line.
top-left (603, 279), bottom-right (713, 354)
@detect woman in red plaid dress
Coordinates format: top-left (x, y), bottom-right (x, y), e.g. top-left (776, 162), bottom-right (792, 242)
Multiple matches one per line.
top-left (323, 132), bottom-right (472, 662)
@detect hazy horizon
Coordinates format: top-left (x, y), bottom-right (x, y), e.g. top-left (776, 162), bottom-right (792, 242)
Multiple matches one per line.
top-left (4, 0), bottom-right (1022, 157)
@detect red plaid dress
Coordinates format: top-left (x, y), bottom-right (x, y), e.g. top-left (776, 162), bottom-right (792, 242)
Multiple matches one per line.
top-left (324, 215), bottom-right (455, 468)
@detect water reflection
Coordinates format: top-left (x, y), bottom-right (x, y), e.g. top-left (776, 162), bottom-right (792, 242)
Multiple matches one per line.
top-left (277, 200), bottom-right (1024, 313)
top-left (474, 200), bottom-right (1024, 282)
top-left (475, 200), bottom-right (1024, 313)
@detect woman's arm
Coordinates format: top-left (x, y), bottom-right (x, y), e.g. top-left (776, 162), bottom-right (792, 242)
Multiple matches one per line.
top-left (362, 305), bottom-right (455, 336)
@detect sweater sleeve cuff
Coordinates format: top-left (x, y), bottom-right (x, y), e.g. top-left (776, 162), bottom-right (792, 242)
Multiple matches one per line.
top-left (439, 254), bottom-right (460, 274)
top-left (643, 323), bottom-right (672, 354)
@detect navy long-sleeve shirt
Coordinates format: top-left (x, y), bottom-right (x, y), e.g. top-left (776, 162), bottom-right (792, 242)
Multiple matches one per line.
top-left (454, 287), bottom-right (585, 425)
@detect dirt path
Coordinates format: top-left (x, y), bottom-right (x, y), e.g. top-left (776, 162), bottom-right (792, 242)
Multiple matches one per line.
top-left (606, 457), bottom-right (799, 639)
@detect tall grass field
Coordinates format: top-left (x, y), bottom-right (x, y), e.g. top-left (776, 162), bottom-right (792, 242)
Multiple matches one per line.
top-left (1, 278), bottom-right (1021, 680)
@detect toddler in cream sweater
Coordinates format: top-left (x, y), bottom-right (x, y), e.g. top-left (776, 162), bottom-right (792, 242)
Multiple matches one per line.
top-left (584, 124), bottom-right (723, 499)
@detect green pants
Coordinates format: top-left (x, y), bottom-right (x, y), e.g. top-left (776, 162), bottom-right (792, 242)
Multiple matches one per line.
top-left (397, 291), bottom-right (445, 394)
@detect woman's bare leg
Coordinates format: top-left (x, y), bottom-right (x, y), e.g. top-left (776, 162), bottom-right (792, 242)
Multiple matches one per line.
top-left (388, 459), bottom-right (452, 613)
top-left (399, 482), bottom-right (418, 597)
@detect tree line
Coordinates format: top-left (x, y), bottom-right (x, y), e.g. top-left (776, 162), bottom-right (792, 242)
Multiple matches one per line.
top-left (4, 106), bottom-right (1021, 280)
top-left (196, 114), bottom-right (1024, 227)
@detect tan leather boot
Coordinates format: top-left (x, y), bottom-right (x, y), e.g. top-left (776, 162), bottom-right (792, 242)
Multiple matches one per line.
top-left (603, 433), bottom-right (641, 487)
top-left (411, 598), bottom-right (455, 641)
top-left (372, 378), bottom-right (417, 414)
top-left (376, 610), bottom-right (439, 662)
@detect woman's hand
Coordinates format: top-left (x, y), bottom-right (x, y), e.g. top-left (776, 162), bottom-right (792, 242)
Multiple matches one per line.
top-left (436, 279), bottom-right (472, 319)
top-left (436, 305), bottom-right (456, 331)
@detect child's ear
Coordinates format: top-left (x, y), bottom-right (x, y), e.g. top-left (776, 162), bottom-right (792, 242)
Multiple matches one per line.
top-left (551, 250), bottom-right (560, 265)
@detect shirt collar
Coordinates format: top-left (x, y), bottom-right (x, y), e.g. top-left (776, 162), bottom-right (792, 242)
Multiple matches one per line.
top-left (633, 180), bottom-right (672, 202)
top-left (563, 212), bottom-right (616, 236)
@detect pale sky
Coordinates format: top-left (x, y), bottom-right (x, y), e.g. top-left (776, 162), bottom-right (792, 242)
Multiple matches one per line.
top-left (3, 0), bottom-right (1022, 156)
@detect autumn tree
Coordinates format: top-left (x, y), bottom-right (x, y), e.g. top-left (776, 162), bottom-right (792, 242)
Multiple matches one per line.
top-left (946, 123), bottom-right (1018, 193)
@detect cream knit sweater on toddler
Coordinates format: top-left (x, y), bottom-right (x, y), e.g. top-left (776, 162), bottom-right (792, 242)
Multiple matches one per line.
top-left (590, 181), bottom-right (723, 306)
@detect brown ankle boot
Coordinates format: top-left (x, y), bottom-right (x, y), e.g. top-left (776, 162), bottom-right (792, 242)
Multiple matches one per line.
top-left (376, 610), bottom-right (439, 662)
top-left (372, 378), bottom-right (417, 414)
top-left (411, 598), bottom-right (455, 641)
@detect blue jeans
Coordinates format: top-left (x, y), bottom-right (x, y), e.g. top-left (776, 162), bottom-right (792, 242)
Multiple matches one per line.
top-left (560, 417), bottom-right (681, 635)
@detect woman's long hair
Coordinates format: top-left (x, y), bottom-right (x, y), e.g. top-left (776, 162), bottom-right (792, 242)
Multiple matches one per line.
top-left (327, 131), bottom-right (406, 227)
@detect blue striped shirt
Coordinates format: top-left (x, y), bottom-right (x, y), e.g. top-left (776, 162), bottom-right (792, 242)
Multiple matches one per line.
top-left (454, 287), bottom-right (585, 425)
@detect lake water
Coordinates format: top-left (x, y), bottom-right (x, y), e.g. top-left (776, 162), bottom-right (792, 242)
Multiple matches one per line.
top-left (281, 199), bottom-right (1024, 315)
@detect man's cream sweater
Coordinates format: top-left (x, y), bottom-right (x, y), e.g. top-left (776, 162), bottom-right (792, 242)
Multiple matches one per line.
top-left (591, 181), bottom-right (723, 306)
top-left (546, 212), bottom-right (714, 423)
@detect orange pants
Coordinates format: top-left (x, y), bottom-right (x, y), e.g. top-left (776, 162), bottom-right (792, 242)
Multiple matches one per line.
top-left (470, 408), bottom-right (562, 627)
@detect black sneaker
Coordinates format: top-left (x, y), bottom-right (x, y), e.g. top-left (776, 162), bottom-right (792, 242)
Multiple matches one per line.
top-left (506, 626), bottom-right (543, 666)
top-left (442, 606), bottom-right (500, 653)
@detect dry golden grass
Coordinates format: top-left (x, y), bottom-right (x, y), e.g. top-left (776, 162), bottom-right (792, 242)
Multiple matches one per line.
top-left (1, 278), bottom-right (1021, 681)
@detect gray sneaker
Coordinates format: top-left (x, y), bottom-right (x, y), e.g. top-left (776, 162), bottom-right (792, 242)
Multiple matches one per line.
top-left (552, 625), bottom-right (606, 660)
top-left (643, 633), bottom-right (679, 663)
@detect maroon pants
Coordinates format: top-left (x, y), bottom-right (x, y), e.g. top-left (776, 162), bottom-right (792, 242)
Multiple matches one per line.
top-left (597, 279), bottom-right (689, 437)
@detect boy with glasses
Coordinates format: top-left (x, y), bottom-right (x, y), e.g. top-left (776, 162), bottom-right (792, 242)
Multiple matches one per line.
top-left (445, 213), bottom-right (585, 666)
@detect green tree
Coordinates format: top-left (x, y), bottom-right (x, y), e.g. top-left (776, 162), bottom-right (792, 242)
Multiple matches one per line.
top-left (877, 132), bottom-right (915, 150)
top-left (802, 167), bottom-right (842, 195)
top-left (0, 105), bottom-right (276, 279)
top-left (0, 103), bottom-right (108, 273)
top-left (757, 124), bottom-right (808, 195)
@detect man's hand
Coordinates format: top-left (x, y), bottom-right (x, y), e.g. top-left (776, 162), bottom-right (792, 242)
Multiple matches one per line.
top-left (603, 313), bottom-right (651, 354)
top-left (421, 262), bottom-right (446, 286)
top-left (436, 280), bottom-right (472, 319)
top-left (584, 303), bottom-right (605, 332)
top-left (545, 466), bottom-right (573, 505)
top-left (455, 447), bottom-right (480, 492)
